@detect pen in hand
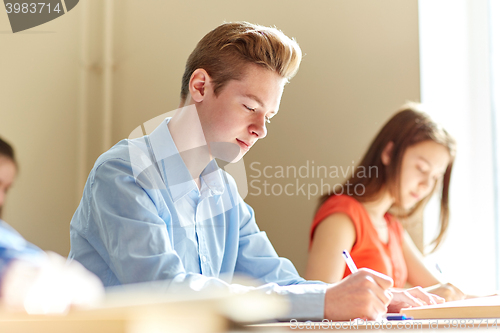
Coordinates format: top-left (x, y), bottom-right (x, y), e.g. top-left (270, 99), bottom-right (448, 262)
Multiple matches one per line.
top-left (342, 250), bottom-right (358, 273)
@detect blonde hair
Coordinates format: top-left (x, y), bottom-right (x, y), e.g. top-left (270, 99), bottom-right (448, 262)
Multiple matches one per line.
top-left (180, 21), bottom-right (302, 103)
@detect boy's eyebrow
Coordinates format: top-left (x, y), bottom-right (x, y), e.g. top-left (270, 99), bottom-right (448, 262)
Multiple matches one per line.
top-left (243, 93), bottom-right (279, 115)
top-left (243, 93), bottom-right (264, 108)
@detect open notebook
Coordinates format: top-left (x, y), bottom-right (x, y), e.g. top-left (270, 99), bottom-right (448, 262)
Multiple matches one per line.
top-left (401, 295), bottom-right (500, 319)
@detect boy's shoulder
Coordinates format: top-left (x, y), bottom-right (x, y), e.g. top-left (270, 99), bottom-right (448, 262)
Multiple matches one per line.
top-left (91, 137), bottom-right (153, 173)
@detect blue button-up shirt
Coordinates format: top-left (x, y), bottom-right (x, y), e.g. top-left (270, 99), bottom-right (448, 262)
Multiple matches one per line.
top-left (0, 219), bottom-right (43, 283)
top-left (69, 118), bottom-right (326, 320)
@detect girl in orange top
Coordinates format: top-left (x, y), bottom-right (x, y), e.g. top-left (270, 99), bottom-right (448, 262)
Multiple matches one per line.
top-left (306, 103), bottom-right (465, 301)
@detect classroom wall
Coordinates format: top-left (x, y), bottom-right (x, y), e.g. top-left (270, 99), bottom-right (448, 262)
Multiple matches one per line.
top-left (0, 0), bottom-right (420, 275)
top-left (0, 9), bottom-right (81, 254)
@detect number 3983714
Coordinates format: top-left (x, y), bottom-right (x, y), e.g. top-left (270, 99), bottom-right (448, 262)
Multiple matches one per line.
top-left (5, 3), bottom-right (62, 14)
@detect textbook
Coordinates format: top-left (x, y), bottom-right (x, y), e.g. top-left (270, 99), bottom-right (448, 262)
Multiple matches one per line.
top-left (401, 295), bottom-right (500, 319)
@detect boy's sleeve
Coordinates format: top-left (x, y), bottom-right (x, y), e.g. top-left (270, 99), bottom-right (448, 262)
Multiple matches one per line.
top-left (233, 200), bottom-right (327, 320)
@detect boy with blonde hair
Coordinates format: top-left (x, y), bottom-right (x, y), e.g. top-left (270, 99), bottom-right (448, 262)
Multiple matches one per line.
top-left (70, 21), bottom-right (438, 320)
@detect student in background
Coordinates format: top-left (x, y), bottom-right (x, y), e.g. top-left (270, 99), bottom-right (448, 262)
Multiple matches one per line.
top-left (0, 137), bottom-right (103, 313)
top-left (0, 137), bottom-right (17, 219)
top-left (305, 103), bottom-right (466, 301)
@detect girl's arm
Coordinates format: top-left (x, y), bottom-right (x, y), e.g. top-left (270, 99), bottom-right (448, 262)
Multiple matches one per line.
top-left (403, 231), bottom-right (441, 287)
top-left (402, 231), bottom-right (465, 301)
top-left (305, 213), bottom-right (356, 283)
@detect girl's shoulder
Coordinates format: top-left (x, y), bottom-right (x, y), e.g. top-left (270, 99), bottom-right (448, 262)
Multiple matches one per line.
top-left (311, 195), bottom-right (370, 242)
top-left (314, 195), bottom-right (368, 228)
top-left (320, 194), bottom-right (364, 213)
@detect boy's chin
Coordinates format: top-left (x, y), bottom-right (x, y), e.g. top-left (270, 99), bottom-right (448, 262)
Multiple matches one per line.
top-left (213, 152), bottom-right (245, 166)
top-left (209, 142), bottom-right (243, 163)
top-left (229, 153), bottom-right (245, 163)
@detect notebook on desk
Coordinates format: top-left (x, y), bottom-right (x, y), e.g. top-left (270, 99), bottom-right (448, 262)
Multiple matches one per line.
top-left (401, 295), bottom-right (500, 319)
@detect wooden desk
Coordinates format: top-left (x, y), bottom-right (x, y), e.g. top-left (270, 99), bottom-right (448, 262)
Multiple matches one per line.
top-left (0, 288), bottom-right (286, 333)
top-left (2, 294), bottom-right (499, 332)
top-left (0, 298), bottom-right (228, 333)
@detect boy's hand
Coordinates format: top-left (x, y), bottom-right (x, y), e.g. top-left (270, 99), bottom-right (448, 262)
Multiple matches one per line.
top-left (324, 268), bottom-right (393, 321)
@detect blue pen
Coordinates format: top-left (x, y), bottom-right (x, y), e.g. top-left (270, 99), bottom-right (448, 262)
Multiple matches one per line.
top-left (342, 250), bottom-right (358, 273)
top-left (386, 315), bottom-right (414, 321)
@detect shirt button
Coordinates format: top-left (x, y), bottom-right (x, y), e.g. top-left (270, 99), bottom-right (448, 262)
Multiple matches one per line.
top-left (202, 256), bottom-right (207, 263)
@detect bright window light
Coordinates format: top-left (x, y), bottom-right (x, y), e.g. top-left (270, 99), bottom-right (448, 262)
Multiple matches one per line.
top-left (419, 0), bottom-right (498, 294)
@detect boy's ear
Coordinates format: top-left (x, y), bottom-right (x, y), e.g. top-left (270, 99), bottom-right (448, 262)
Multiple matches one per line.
top-left (189, 69), bottom-right (210, 103)
top-left (381, 141), bottom-right (394, 166)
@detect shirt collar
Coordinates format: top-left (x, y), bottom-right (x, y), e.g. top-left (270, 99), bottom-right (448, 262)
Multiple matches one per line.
top-left (147, 118), bottom-right (225, 202)
top-left (200, 159), bottom-right (225, 196)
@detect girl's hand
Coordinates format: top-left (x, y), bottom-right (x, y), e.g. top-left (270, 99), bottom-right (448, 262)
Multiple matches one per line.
top-left (387, 287), bottom-right (445, 313)
top-left (424, 283), bottom-right (466, 302)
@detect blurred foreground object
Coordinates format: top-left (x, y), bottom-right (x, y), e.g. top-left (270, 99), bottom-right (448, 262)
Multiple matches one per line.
top-left (0, 219), bottom-right (104, 315)
top-left (0, 278), bottom-right (287, 333)
top-left (1, 252), bottom-right (104, 314)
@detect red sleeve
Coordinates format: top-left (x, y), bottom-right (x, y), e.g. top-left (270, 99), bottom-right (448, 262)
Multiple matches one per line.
top-left (309, 195), bottom-right (364, 250)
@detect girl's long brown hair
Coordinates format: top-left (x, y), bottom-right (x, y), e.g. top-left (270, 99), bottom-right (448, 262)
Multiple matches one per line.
top-left (319, 103), bottom-right (456, 252)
